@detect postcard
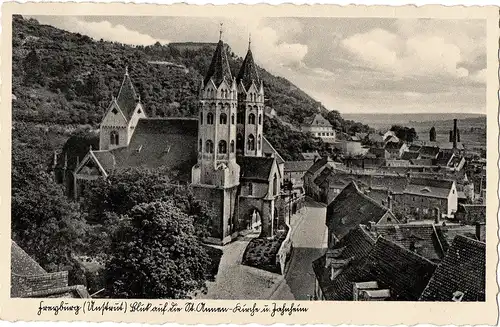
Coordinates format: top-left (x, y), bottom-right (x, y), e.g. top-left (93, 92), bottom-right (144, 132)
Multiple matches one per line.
top-left (1, 2), bottom-right (498, 325)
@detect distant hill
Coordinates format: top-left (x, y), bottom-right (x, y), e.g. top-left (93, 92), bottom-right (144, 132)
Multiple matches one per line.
top-left (343, 113), bottom-right (486, 131)
top-left (12, 15), bottom-right (372, 161)
top-left (12, 15), bottom-right (352, 127)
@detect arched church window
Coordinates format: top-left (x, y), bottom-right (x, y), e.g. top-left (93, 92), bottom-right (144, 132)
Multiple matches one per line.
top-left (110, 131), bottom-right (119, 145)
top-left (231, 114), bottom-right (235, 125)
top-left (207, 112), bottom-right (214, 125)
top-left (248, 134), bottom-right (255, 151)
top-left (236, 133), bottom-right (244, 152)
top-left (259, 114), bottom-right (262, 125)
top-left (205, 140), bottom-right (214, 154)
top-left (200, 111), bottom-right (203, 125)
top-left (230, 140), bottom-right (235, 153)
top-left (218, 140), bottom-right (227, 154)
top-left (273, 174), bottom-right (278, 196)
top-left (220, 113), bottom-right (227, 124)
top-left (199, 139), bottom-right (202, 152)
top-left (258, 134), bottom-right (261, 150)
top-left (248, 113), bottom-right (256, 125)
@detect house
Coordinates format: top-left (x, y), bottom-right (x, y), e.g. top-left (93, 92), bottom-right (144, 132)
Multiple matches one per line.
top-left (366, 147), bottom-right (389, 159)
top-left (325, 181), bottom-right (398, 246)
top-left (402, 151), bottom-right (421, 160)
top-left (304, 156), bottom-right (335, 196)
top-left (11, 241), bottom-right (90, 298)
top-left (383, 131), bottom-right (400, 144)
top-left (455, 204), bottom-right (486, 224)
top-left (313, 235), bottom-right (436, 301)
top-left (301, 113), bottom-right (336, 143)
top-left (284, 160), bottom-right (313, 188)
top-left (419, 146), bottom-right (440, 159)
top-left (367, 133), bottom-right (385, 147)
top-left (300, 151), bottom-right (321, 162)
top-left (397, 178), bottom-right (458, 220)
top-left (419, 235), bottom-right (485, 301)
top-left (384, 142), bottom-right (408, 159)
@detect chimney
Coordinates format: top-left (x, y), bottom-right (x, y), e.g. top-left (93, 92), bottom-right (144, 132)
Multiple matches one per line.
top-left (434, 208), bottom-right (440, 224)
top-left (387, 193), bottom-right (393, 211)
top-left (475, 222), bottom-right (482, 241)
top-left (453, 119), bottom-right (458, 149)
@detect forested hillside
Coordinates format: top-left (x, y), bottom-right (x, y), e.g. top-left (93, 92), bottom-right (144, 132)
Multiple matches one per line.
top-left (13, 15), bottom-right (370, 131)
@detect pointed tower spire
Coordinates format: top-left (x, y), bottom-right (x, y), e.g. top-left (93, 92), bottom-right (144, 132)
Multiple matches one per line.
top-left (116, 67), bottom-right (138, 120)
top-left (237, 42), bottom-right (261, 91)
top-left (248, 33), bottom-right (251, 50)
top-left (203, 31), bottom-right (233, 87)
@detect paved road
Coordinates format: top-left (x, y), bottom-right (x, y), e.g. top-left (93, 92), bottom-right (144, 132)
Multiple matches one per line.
top-left (196, 231), bottom-right (283, 300)
top-left (270, 199), bottom-right (328, 300)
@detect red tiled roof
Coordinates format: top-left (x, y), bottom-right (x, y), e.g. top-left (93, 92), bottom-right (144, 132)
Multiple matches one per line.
top-left (419, 235), bottom-right (485, 301)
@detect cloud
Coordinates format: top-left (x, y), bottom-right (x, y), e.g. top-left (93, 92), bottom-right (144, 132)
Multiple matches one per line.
top-left (32, 16), bottom-right (170, 46)
top-left (342, 29), bottom-right (473, 80)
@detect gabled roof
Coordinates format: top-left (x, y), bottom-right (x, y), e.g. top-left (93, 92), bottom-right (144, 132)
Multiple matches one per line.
top-left (203, 40), bottom-right (233, 87)
top-left (369, 224), bottom-right (445, 262)
top-left (92, 150), bottom-right (116, 174)
top-left (284, 160), bottom-right (313, 172)
top-left (419, 235), bottom-right (485, 301)
top-left (326, 182), bottom-right (396, 240)
top-left (312, 226), bottom-right (377, 300)
top-left (238, 156), bottom-right (276, 182)
top-left (262, 137), bottom-right (285, 164)
top-left (409, 144), bottom-right (422, 152)
top-left (236, 48), bottom-right (261, 91)
top-left (307, 156), bottom-right (331, 175)
top-left (368, 134), bottom-right (384, 143)
top-left (314, 166), bottom-right (332, 186)
top-left (11, 241), bottom-right (46, 276)
top-left (436, 151), bottom-right (454, 166)
top-left (315, 236), bottom-right (436, 300)
top-left (109, 118), bottom-right (198, 182)
top-left (116, 70), bottom-right (139, 121)
top-left (419, 146), bottom-right (440, 157)
top-left (301, 151), bottom-right (321, 161)
top-left (303, 114), bottom-right (332, 127)
top-left (402, 151), bottom-right (420, 160)
top-left (385, 142), bottom-right (404, 151)
top-left (404, 178), bottom-right (454, 199)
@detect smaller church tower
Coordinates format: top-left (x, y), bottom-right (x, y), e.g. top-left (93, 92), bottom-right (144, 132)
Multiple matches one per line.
top-left (99, 67), bottom-right (146, 150)
top-left (236, 36), bottom-right (265, 157)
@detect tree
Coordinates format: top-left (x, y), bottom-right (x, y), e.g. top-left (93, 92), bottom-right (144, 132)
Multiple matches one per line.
top-left (105, 201), bottom-right (211, 299)
top-left (12, 144), bottom-right (86, 271)
top-left (429, 126), bottom-right (436, 142)
top-left (390, 125), bottom-right (418, 143)
top-left (81, 168), bottom-right (215, 238)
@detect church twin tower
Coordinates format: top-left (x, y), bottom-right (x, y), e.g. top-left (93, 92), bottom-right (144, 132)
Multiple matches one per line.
top-left (192, 35), bottom-right (265, 188)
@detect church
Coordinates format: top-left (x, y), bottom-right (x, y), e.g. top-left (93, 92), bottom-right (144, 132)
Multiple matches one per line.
top-left (69, 34), bottom-right (287, 245)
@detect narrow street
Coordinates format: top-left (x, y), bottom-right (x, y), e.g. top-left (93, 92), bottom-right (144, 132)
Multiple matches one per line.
top-left (196, 231), bottom-right (283, 300)
top-left (270, 199), bottom-right (328, 300)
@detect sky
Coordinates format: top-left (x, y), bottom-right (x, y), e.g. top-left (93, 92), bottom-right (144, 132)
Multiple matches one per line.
top-left (31, 15), bottom-right (487, 114)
